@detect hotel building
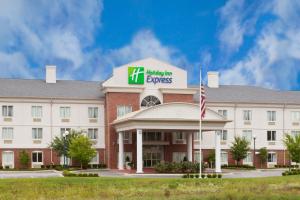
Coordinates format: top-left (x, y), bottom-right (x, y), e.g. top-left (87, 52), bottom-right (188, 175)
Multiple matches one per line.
top-left (0, 58), bottom-right (299, 172)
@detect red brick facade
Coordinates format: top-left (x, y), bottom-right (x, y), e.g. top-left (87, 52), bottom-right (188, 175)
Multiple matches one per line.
top-left (163, 94), bottom-right (194, 103)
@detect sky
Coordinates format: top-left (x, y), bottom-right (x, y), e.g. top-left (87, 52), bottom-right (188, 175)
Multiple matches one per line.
top-left (0, 0), bottom-right (300, 90)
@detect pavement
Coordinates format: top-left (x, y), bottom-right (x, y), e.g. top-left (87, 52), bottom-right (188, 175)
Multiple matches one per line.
top-left (0, 168), bottom-right (286, 179)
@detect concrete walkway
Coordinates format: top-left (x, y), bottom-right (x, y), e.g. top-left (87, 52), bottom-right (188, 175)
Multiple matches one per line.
top-left (222, 168), bottom-right (285, 178)
top-left (0, 170), bottom-right (62, 179)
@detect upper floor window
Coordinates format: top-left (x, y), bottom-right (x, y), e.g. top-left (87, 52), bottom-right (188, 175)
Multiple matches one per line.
top-left (124, 132), bottom-right (132, 144)
top-left (243, 110), bottom-right (252, 121)
top-left (267, 111), bottom-right (276, 122)
top-left (291, 130), bottom-right (300, 137)
top-left (32, 128), bottom-right (43, 140)
top-left (193, 131), bottom-right (202, 141)
top-left (117, 105), bottom-right (132, 118)
top-left (141, 96), bottom-right (161, 107)
top-left (32, 106), bottom-right (42, 118)
top-left (87, 128), bottom-right (98, 140)
top-left (218, 110), bottom-right (228, 118)
top-left (143, 132), bottom-right (162, 142)
top-left (291, 111), bottom-right (300, 122)
top-left (242, 130), bottom-right (252, 142)
top-left (216, 130), bottom-right (228, 141)
top-left (2, 106), bottom-right (13, 117)
top-left (173, 132), bottom-right (186, 144)
top-left (88, 107), bottom-right (98, 119)
top-left (267, 131), bottom-right (276, 141)
top-left (60, 128), bottom-right (71, 137)
top-left (60, 107), bottom-right (71, 118)
top-left (2, 127), bottom-right (13, 140)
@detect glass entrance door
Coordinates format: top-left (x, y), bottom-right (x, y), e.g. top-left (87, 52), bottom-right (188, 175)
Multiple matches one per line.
top-left (143, 146), bottom-right (163, 167)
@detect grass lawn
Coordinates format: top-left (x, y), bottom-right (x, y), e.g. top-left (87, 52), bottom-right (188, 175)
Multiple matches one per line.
top-left (0, 176), bottom-right (300, 200)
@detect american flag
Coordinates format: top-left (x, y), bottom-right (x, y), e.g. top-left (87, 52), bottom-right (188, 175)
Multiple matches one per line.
top-left (200, 84), bottom-right (206, 119)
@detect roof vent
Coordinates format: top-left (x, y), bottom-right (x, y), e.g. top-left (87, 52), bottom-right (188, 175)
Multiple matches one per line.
top-left (46, 65), bottom-right (56, 83)
top-left (207, 71), bottom-right (219, 88)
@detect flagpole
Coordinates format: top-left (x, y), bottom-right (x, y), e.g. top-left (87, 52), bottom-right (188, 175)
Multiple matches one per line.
top-left (199, 66), bottom-right (202, 178)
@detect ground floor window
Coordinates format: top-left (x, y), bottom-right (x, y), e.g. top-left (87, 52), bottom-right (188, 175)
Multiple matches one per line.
top-left (2, 151), bottom-right (14, 168)
top-left (32, 151), bottom-right (43, 166)
top-left (60, 156), bottom-right (71, 166)
top-left (173, 132), bottom-right (186, 144)
top-left (172, 152), bottom-right (187, 163)
top-left (243, 152), bottom-right (253, 164)
top-left (193, 150), bottom-right (202, 163)
top-left (267, 152), bottom-right (277, 163)
top-left (124, 152), bottom-right (132, 163)
top-left (221, 151), bottom-right (228, 164)
top-left (89, 152), bottom-right (99, 164)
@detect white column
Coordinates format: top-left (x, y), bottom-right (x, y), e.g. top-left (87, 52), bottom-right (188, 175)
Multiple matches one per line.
top-left (118, 132), bottom-right (124, 170)
top-left (215, 131), bottom-right (221, 173)
top-left (187, 132), bottom-right (193, 162)
top-left (136, 129), bottom-right (143, 173)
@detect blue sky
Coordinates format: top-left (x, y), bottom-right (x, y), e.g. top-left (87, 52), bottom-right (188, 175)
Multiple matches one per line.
top-left (0, 0), bottom-right (300, 90)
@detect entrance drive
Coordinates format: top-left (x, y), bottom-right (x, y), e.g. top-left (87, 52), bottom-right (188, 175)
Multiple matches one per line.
top-left (143, 146), bottom-right (163, 167)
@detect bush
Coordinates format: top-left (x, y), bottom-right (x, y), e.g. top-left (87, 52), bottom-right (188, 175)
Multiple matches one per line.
top-left (217, 174), bottom-right (222, 178)
top-left (195, 174), bottom-right (199, 178)
top-left (201, 174), bottom-right (205, 179)
top-left (189, 174), bottom-right (194, 178)
top-left (212, 173), bottom-right (217, 178)
top-left (207, 174), bottom-right (212, 178)
top-left (182, 174), bottom-right (188, 178)
top-left (221, 164), bottom-right (255, 170)
top-left (154, 162), bottom-right (204, 173)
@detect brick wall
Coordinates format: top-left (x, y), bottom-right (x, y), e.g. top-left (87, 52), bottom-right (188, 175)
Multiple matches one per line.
top-left (163, 94), bottom-right (194, 103)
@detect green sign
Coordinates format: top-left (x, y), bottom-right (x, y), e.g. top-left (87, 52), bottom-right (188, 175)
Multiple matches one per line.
top-left (128, 66), bottom-right (144, 84)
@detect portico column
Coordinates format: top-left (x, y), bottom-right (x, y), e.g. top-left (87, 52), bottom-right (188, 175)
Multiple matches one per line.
top-left (136, 129), bottom-right (143, 173)
top-left (187, 132), bottom-right (193, 162)
top-left (215, 131), bottom-right (222, 173)
top-left (118, 132), bottom-right (124, 170)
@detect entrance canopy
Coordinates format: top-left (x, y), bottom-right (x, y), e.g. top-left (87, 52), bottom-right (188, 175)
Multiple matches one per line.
top-left (112, 103), bottom-right (230, 132)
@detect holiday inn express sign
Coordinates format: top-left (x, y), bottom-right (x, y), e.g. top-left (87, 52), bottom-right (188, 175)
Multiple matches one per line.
top-left (128, 66), bottom-right (173, 85)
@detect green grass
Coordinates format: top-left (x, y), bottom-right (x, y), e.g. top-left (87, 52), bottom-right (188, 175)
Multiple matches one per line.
top-left (0, 176), bottom-right (300, 200)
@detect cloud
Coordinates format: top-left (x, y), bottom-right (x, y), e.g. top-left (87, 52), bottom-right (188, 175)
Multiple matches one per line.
top-left (219, 0), bottom-right (300, 90)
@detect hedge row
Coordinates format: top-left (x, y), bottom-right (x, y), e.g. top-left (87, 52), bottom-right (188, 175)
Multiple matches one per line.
top-left (182, 173), bottom-right (222, 179)
top-left (282, 169), bottom-right (300, 176)
top-left (154, 162), bottom-right (204, 173)
top-left (63, 170), bottom-right (99, 177)
top-left (221, 164), bottom-right (255, 170)
top-left (275, 165), bottom-right (299, 168)
top-left (41, 163), bottom-right (107, 170)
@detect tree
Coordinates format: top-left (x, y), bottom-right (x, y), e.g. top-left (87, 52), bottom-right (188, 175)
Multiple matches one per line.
top-left (19, 150), bottom-right (30, 169)
top-left (230, 136), bottom-right (250, 165)
top-left (50, 130), bottom-right (80, 157)
top-left (69, 135), bottom-right (96, 169)
top-left (259, 147), bottom-right (268, 168)
top-left (284, 134), bottom-right (300, 164)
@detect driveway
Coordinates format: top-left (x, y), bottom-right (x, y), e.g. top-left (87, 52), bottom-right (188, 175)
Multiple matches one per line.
top-left (0, 170), bottom-right (62, 179)
top-left (222, 168), bottom-right (285, 178)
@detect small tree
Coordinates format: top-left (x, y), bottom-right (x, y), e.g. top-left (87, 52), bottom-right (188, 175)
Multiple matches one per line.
top-left (230, 136), bottom-right (250, 165)
top-left (259, 147), bottom-right (268, 168)
top-left (69, 135), bottom-right (96, 169)
top-left (19, 150), bottom-right (30, 169)
top-left (284, 134), bottom-right (300, 165)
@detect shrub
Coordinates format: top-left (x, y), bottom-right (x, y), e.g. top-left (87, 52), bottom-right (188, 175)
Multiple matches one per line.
top-left (19, 150), bottom-right (30, 169)
top-left (189, 174), bottom-right (194, 178)
top-left (212, 174), bottom-right (217, 178)
top-left (207, 174), bottom-right (212, 178)
top-left (182, 174), bottom-right (188, 178)
top-left (282, 172), bottom-right (287, 176)
top-left (217, 174), bottom-right (222, 178)
top-left (195, 174), bottom-right (199, 178)
top-left (201, 174), bottom-right (205, 179)
top-left (154, 162), bottom-right (204, 173)
top-left (221, 164), bottom-right (255, 170)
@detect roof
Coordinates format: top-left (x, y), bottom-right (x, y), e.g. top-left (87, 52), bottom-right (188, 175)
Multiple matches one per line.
top-left (0, 78), bottom-right (104, 100)
top-left (192, 85), bottom-right (300, 105)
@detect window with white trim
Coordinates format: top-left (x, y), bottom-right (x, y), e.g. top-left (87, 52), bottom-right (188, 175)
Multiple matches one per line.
top-left (2, 127), bottom-right (13, 140)
top-left (87, 128), bottom-right (98, 140)
top-left (60, 107), bottom-right (71, 118)
top-left (88, 107), bottom-right (98, 118)
top-left (31, 106), bottom-right (43, 118)
top-left (124, 152), bottom-right (132, 163)
top-left (291, 130), bottom-right (300, 137)
top-left (141, 96), bottom-right (161, 107)
top-left (123, 132), bottom-right (132, 144)
top-left (243, 110), bottom-right (252, 121)
top-left (89, 152), bottom-right (99, 164)
top-left (242, 130), bottom-right (252, 142)
top-left (32, 128), bottom-right (43, 140)
top-left (194, 150), bottom-right (202, 163)
top-left (117, 105), bottom-right (132, 118)
top-left (267, 131), bottom-right (276, 141)
top-left (216, 130), bottom-right (228, 141)
top-left (243, 152), bottom-right (253, 163)
top-left (173, 132), bottom-right (186, 144)
top-left (2, 105), bottom-right (13, 117)
top-left (267, 152), bottom-right (277, 163)
top-left (267, 111), bottom-right (276, 122)
top-left (2, 151), bottom-right (14, 168)
top-left (32, 151), bottom-right (43, 163)
top-left (291, 111), bottom-right (300, 122)
top-left (221, 151), bottom-right (228, 164)
top-left (218, 110), bottom-right (228, 118)
top-left (193, 131), bottom-right (202, 141)
top-left (172, 152), bottom-right (187, 163)
top-left (143, 132), bottom-right (163, 141)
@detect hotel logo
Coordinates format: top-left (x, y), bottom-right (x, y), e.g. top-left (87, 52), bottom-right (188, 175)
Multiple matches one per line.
top-left (128, 67), bottom-right (144, 84)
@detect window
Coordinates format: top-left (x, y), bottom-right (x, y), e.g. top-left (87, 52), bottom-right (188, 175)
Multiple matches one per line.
top-left (291, 111), bottom-right (300, 122)
top-left (173, 132), bottom-right (186, 144)
top-left (117, 105), bottom-right (132, 118)
top-left (172, 152), bottom-right (187, 163)
top-left (124, 132), bottom-right (132, 144)
top-left (2, 128), bottom-right (13, 140)
top-left (60, 128), bottom-right (71, 137)
top-left (60, 107), bottom-right (71, 118)
top-left (243, 110), bottom-right (252, 121)
top-left (221, 151), bottom-right (228, 164)
top-left (88, 107), bottom-right (98, 118)
top-left (2, 106), bottom-right (13, 117)
top-left (31, 106), bottom-right (42, 118)
top-left (89, 152), bottom-right (99, 164)
top-left (60, 156), bottom-right (71, 166)
top-left (267, 111), bottom-right (276, 122)
top-left (267, 152), bottom-right (277, 163)
top-left (2, 151), bottom-right (14, 168)
top-left (291, 130), bottom-right (300, 137)
top-left (124, 152), bottom-right (132, 163)
top-left (193, 131), bottom-right (202, 141)
top-left (243, 152), bottom-right (253, 163)
top-left (218, 110), bottom-right (228, 118)
top-left (141, 95), bottom-right (161, 107)
top-left (194, 151), bottom-right (202, 163)
top-left (267, 131), bottom-right (276, 141)
top-left (87, 128), bottom-right (98, 140)
top-left (32, 152), bottom-right (43, 163)
top-left (216, 130), bottom-right (228, 141)
top-left (143, 132), bottom-right (162, 141)
top-left (242, 130), bottom-right (252, 142)
top-left (32, 128), bottom-right (43, 140)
